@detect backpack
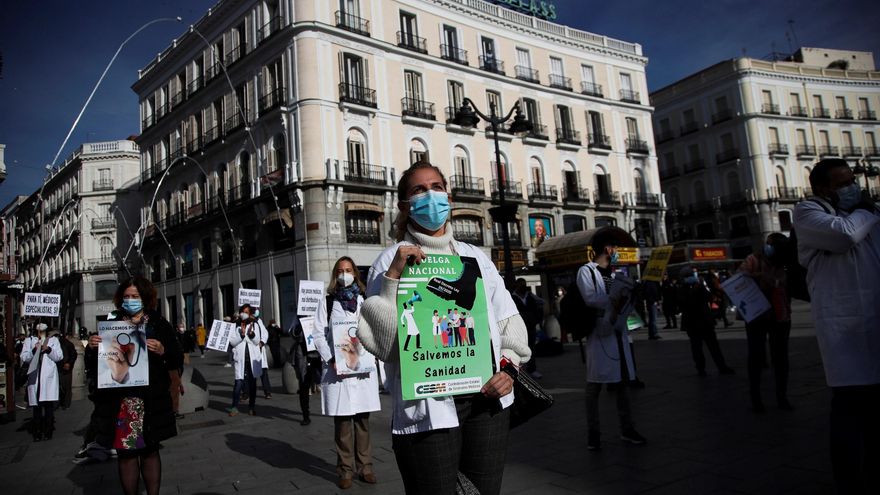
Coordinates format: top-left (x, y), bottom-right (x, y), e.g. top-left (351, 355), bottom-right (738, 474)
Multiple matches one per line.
top-left (786, 198), bottom-right (832, 302)
top-left (559, 266), bottom-right (598, 341)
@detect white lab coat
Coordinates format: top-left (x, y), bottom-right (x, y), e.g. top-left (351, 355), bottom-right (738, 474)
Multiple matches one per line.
top-left (229, 319), bottom-right (266, 380)
top-left (577, 262), bottom-right (636, 383)
top-left (313, 295), bottom-right (381, 417)
top-left (793, 198), bottom-right (880, 386)
top-left (401, 307), bottom-right (419, 336)
top-left (20, 335), bottom-right (64, 405)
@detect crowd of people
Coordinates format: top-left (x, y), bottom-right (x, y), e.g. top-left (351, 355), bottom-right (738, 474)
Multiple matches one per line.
top-left (5, 157), bottom-right (877, 495)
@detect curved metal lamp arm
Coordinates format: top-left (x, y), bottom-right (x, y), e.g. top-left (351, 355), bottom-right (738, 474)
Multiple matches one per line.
top-left (460, 97), bottom-right (521, 124)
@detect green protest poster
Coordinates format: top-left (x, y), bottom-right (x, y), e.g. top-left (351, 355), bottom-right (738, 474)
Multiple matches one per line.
top-left (396, 255), bottom-right (493, 400)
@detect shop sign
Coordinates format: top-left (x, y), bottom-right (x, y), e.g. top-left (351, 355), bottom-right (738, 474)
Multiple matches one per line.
top-left (690, 247), bottom-right (728, 261)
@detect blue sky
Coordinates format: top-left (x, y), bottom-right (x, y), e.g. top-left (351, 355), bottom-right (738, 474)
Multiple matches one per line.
top-left (1, 0), bottom-right (878, 208)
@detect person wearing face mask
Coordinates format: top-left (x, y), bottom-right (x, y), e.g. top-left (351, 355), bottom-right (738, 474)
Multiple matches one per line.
top-left (739, 234), bottom-right (793, 413)
top-left (87, 277), bottom-right (182, 495)
top-left (20, 322), bottom-right (64, 441)
top-left (792, 158), bottom-right (880, 495)
top-left (227, 304), bottom-right (266, 416)
top-left (313, 256), bottom-right (380, 489)
top-left (677, 266), bottom-right (735, 377)
top-left (576, 230), bottom-right (646, 451)
top-left (357, 161), bottom-right (530, 494)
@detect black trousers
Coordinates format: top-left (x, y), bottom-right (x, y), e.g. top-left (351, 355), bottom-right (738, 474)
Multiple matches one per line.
top-left (662, 304), bottom-right (677, 327)
top-left (685, 327), bottom-right (728, 372)
top-left (59, 370), bottom-right (73, 409)
top-left (392, 395), bottom-right (510, 495)
top-left (33, 401), bottom-right (56, 433)
top-left (298, 361), bottom-right (319, 420)
top-left (745, 319), bottom-right (790, 405)
top-left (830, 384), bottom-right (880, 495)
top-left (403, 334), bottom-right (421, 351)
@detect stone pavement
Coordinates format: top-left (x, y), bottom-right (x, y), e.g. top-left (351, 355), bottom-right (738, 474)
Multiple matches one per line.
top-left (1, 302), bottom-right (835, 494)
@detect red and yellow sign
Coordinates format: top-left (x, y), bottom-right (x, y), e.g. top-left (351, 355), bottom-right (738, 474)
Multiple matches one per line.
top-left (690, 247), bottom-right (728, 261)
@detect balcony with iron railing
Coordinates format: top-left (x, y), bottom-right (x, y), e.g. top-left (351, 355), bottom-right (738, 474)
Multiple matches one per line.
top-left (89, 258), bottom-right (117, 271)
top-left (525, 123), bottom-right (549, 140)
top-left (202, 125), bottom-right (221, 147)
top-left (556, 127), bottom-right (581, 146)
top-left (634, 193), bottom-right (661, 207)
top-left (401, 97), bottom-right (436, 121)
top-left (224, 112), bottom-right (245, 134)
top-left (813, 107), bottom-right (831, 118)
top-left (761, 103), bottom-right (780, 115)
top-left (187, 202), bottom-right (204, 221)
top-left (479, 56), bottom-right (504, 74)
top-left (169, 90), bottom-right (184, 110)
top-left (769, 143), bottom-right (789, 155)
top-left (347, 225), bottom-right (380, 244)
top-left (619, 89), bottom-right (640, 103)
top-left (484, 122), bottom-right (512, 135)
top-left (207, 59), bottom-right (224, 82)
top-left (91, 217), bottom-right (115, 230)
top-left (440, 44), bottom-right (468, 65)
top-left (660, 165), bottom-right (681, 180)
top-left (341, 161), bottom-right (388, 185)
top-left (93, 179), bottom-right (114, 191)
top-left (549, 74), bottom-right (572, 91)
top-left (449, 175), bottom-right (485, 197)
top-left (796, 145), bottom-right (817, 157)
top-left (819, 145), bottom-right (839, 157)
top-left (594, 190), bottom-right (620, 206)
top-left (142, 113), bottom-right (155, 130)
top-left (625, 137), bottom-right (650, 154)
top-left (789, 106), bottom-right (808, 117)
top-left (680, 121), bottom-right (700, 135)
top-left (490, 179), bottom-right (523, 199)
top-left (562, 187), bottom-right (591, 204)
top-left (259, 86), bottom-right (285, 113)
top-left (257, 15), bottom-right (283, 43)
top-left (859, 110), bottom-right (876, 120)
top-left (397, 31), bottom-right (427, 53)
top-left (835, 108), bottom-right (854, 120)
top-left (335, 11), bottom-right (370, 36)
top-left (588, 133), bottom-right (612, 150)
top-left (227, 184), bottom-right (253, 204)
top-left (683, 159), bottom-right (706, 174)
top-left (187, 76), bottom-right (202, 97)
top-left (716, 148), bottom-right (740, 164)
top-left (514, 65), bottom-right (540, 83)
top-left (580, 81), bottom-right (603, 97)
top-left (712, 108), bottom-right (733, 124)
top-left (770, 187), bottom-right (803, 201)
top-left (842, 146), bottom-right (862, 157)
top-left (224, 43), bottom-right (247, 67)
top-left (339, 82), bottom-right (377, 108)
top-left (527, 183), bottom-right (558, 202)
top-left (865, 146), bottom-right (880, 157)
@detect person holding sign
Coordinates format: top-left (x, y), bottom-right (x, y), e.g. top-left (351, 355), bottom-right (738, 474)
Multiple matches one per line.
top-left (86, 277), bottom-right (182, 495)
top-left (357, 162), bottom-right (531, 495)
top-left (227, 304), bottom-right (267, 416)
top-left (739, 233), bottom-right (794, 413)
top-left (677, 267), bottom-right (735, 377)
top-left (312, 257), bottom-right (380, 489)
top-left (20, 323), bottom-right (63, 441)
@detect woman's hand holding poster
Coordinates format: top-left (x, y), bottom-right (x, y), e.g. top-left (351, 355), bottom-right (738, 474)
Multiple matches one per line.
top-left (98, 321), bottom-right (149, 389)
top-left (396, 255), bottom-right (492, 400)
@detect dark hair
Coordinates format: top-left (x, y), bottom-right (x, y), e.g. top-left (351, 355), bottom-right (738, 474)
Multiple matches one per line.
top-left (591, 231), bottom-right (618, 258)
top-left (238, 303), bottom-right (252, 313)
top-left (327, 256), bottom-right (366, 294)
top-left (395, 161), bottom-right (449, 242)
top-left (113, 276), bottom-right (158, 311)
top-left (809, 158), bottom-right (849, 191)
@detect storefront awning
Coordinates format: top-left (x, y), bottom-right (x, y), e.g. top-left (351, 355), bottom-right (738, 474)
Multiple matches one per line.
top-left (535, 227), bottom-right (638, 269)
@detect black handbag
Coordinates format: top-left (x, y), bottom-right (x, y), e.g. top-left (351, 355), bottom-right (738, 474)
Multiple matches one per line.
top-left (501, 360), bottom-right (554, 428)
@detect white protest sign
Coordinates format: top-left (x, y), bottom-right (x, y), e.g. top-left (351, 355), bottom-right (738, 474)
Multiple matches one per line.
top-left (721, 273), bottom-right (772, 323)
top-left (300, 316), bottom-right (318, 352)
top-left (238, 288), bottom-right (262, 308)
top-left (331, 315), bottom-right (374, 375)
top-left (206, 319), bottom-right (236, 352)
top-left (97, 321), bottom-right (149, 389)
top-left (23, 292), bottom-right (61, 317)
top-left (297, 280), bottom-right (325, 316)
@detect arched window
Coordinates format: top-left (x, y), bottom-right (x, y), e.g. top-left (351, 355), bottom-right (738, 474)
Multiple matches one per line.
top-left (270, 133), bottom-right (286, 172)
top-left (726, 171), bottom-right (741, 196)
top-left (453, 146), bottom-right (470, 177)
top-left (529, 157), bottom-right (544, 188)
top-left (179, 184), bottom-right (189, 215)
top-left (346, 129), bottom-right (368, 166)
top-left (238, 151), bottom-right (251, 187)
top-left (217, 163), bottom-right (228, 200)
top-left (562, 160), bottom-right (580, 200)
top-left (100, 237), bottom-right (113, 260)
top-left (633, 169), bottom-right (646, 196)
top-left (409, 138), bottom-right (429, 165)
top-left (775, 166), bottom-right (787, 189)
top-left (491, 152), bottom-right (512, 181)
top-left (594, 164), bottom-right (611, 200)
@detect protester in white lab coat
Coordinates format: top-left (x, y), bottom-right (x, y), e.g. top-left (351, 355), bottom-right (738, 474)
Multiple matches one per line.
top-left (792, 158), bottom-right (880, 495)
top-left (313, 256), bottom-right (381, 490)
top-left (577, 229), bottom-right (646, 451)
top-left (21, 323), bottom-right (63, 441)
top-left (254, 311), bottom-right (273, 399)
top-left (227, 304), bottom-right (266, 416)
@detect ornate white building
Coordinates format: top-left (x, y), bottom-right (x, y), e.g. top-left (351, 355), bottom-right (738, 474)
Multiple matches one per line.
top-left (2, 140), bottom-right (141, 333)
top-left (651, 48), bottom-right (880, 258)
top-left (133, 0), bottom-right (664, 330)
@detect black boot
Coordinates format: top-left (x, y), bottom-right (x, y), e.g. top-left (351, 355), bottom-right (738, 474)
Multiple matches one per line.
top-left (299, 393), bottom-right (311, 425)
top-left (32, 419), bottom-right (43, 442)
top-left (44, 418), bottom-right (53, 440)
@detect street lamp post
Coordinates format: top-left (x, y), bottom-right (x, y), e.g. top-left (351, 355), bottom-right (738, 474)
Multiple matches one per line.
top-left (852, 159), bottom-right (879, 194)
top-left (452, 98), bottom-right (532, 286)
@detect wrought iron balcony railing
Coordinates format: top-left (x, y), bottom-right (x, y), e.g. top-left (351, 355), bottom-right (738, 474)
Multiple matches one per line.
top-left (548, 74), bottom-right (572, 91)
top-left (818, 145), bottom-right (839, 157)
top-left (769, 143), bottom-right (788, 155)
top-left (770, 187), bottom-right (803, 201)
top-left (525, 123), bottom-right (548, 140)
top-left (335, 11), bottom-right (370, 36)
top-left (712, 108), bottom-right (733, 123)
top-left (660, 166), bottom-right (680, 180)
top-left (257, 15), bottom-right (282, 43)
top-left (655, 130), bottom-right (675, 143)
top-left (562, 187), bottom-right (591, 204)
top-left (580, 81), bottom-right (603, 97)
top-left (842, 146), bottom-right (862, 157)
top-left (588, 133), bottom-right (612, 149)
top-left (683, 159), bottom-right (706, 174)
top-left (835, 108), bottom-right (854, 120)
top-left (789, 106), bottom-right (808, 117)
top-left (859, 110), bottom-right (876, 120)
top-left (761, 103), bottom-right (780, 115)
top-left (680, 121), bottom-right (700, 135)
top-left (449, 175), bottom-right (485, 196)
top-left (625, 138), bottom-right (650, 154)
top-left (339, 82), bottom-right (377, 108)
top-left (347, 225), bottom-right (380, 244)
top-left (515, 65), bottom-right (540, 83)
top-left (259, 86), bottom-right (285, 113)
top-left (634, 193), bottom-right (661, 207)
top-left (594, 190), bottom-right (620, 206)
top-left (93, 179), bottom-right (114, 191)
top-left (490, 179), bottom-right (522, 198)
top-left (401, 97), bottom-right (436, 120)
top-left (478, 56), bottom-right (505, 74)
top-left (813, 107), bottom-right (831, 118)
top-left (556, 127), bottom-right (581, 145)
top-left (796, 145), bottom-right (817, 157)
top-left (619, 89), bottom-right (640, 103)
top-left (397, 31), bottom-right (427, 53)
top-left (440, 44), bottom-right (468, 65)
top-left (187, 75), bottom-right (202, 97)
top-left (527, 183), bottom-right (558, 202)
top-left (341, 161), bottom-right (388, 185)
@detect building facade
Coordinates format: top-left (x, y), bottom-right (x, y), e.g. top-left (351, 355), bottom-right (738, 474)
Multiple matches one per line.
top-left (651, 49), bottom-right (880, 258)
top-left (132, 0), bottom-right (665, 331)
top-left (3, 140), bottom-right (141, 333)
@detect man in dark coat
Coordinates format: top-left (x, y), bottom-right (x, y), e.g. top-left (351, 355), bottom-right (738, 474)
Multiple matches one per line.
top-left (56, 331), bottom-right (78, 409)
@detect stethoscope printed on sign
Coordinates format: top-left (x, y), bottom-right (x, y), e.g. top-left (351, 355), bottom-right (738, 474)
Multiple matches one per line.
top-left (116, 331), bottom-right (144, 367)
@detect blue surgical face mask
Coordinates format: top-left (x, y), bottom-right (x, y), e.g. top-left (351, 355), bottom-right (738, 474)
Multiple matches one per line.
top-left (609, 251), bottom-right (620, 265)
top-left (835, 183), bottom-right (861, 211)
top-left (407, 190), bottom-right (450, 231)
top-left (122, 299), bottom-right (143, 315)
top-left (763, 244), bottom-right (775, 258)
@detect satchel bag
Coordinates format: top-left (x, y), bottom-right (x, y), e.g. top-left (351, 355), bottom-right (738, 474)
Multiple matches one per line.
top-left (501, 358), bottom-right (554, 429)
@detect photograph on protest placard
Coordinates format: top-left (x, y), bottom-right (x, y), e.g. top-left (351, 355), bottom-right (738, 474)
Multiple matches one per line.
top-left (206, 319), bottom-right (235, 352)
top-left (331, 315), bottom-right (375, 375)
top-left (396, 254), bottom-right (493, 400)
top-left (97, 321), bottom-right (149, 389)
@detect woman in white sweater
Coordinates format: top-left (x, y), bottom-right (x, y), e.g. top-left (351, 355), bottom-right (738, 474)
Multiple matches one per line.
top-left (357, 161), bottom-right (531, 495)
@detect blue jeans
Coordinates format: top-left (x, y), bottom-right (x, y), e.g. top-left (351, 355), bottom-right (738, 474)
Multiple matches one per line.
top-left (232, 372), bottom-right (257, 411)
top-left (647, 303), bottom-right (659, 338)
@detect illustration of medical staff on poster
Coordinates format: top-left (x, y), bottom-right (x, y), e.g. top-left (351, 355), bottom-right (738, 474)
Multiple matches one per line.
top-left (396, 254), bottom-right (493, 400)
top-left (97, 321), bottom-right (149, 389)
